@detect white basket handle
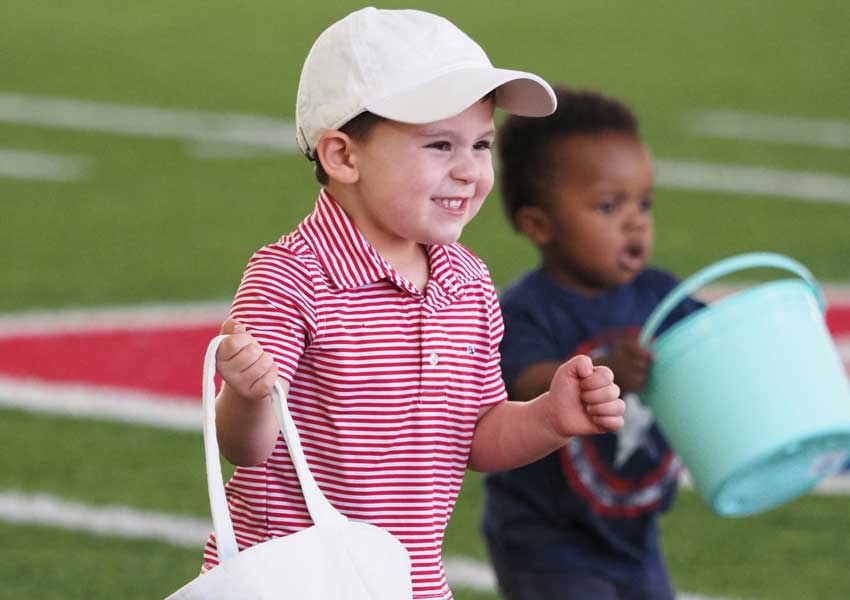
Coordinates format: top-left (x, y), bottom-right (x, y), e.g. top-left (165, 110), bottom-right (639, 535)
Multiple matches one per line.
top-left (202, 335), bottom-right (345, 562)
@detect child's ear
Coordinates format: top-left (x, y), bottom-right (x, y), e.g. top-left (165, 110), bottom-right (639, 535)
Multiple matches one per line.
top-left (315, 131), bottom-right (359, 184)
top-left (515, 205), bottom-right (554, 246)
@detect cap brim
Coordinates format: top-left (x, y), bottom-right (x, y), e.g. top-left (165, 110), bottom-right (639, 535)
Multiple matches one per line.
top-left (365, 67), bottom-right (556, 124)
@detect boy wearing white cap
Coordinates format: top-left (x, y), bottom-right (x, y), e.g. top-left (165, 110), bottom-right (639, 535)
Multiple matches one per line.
top-left (206, 7), bottom-right (625, 599)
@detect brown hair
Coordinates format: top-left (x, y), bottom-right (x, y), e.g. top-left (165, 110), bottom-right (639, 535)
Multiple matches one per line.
top-left (312, 111), bottom-right (386, 185)
top-left (498, 87), bottom-right (639, 228)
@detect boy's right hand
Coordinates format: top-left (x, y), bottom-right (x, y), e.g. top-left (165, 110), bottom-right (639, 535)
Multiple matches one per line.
top-left (216, 318), bottom-right (278, 402)
top-left (600, 338), bottom-right (654, 394)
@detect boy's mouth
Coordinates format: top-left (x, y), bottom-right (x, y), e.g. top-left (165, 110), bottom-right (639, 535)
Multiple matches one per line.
top-left (619, 242), bottom-right (647, 271)
top-left (433, 197), bottom-right (467, 212)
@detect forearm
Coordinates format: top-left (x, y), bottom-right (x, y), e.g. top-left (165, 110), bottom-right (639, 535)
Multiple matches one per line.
top-left (215, 381), bottom-right (280, 466)
top-left (467, 392), bottom-right (569, 472)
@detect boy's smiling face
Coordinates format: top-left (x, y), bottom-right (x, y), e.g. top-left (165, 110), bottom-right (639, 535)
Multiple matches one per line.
top-left (541, 132), bottom-right (655, 295)
top-left (336, 99), bottom-right (496, 255)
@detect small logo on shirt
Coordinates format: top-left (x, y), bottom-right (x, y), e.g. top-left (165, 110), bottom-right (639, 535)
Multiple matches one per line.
top-left (466, 345), bottom-right (476, 355)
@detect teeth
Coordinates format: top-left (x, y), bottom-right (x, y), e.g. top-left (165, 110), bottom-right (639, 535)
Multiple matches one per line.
top-left (435, 198), bottom-right (463, 209)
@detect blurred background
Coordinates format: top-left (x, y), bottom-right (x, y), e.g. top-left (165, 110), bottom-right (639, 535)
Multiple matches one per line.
top-left (1, 1), bottom-right (848, 598)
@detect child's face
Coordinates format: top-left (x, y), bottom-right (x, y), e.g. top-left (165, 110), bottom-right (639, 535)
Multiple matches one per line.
top-left (343, 100), bottom-right (495, 251)
top-left (543, 132), bottom-right (654, 294)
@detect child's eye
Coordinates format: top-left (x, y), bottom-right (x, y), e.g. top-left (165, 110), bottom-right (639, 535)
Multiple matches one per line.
top-left (474, 140), bottom-right (493, 151)
top-left (640, 197), bottom-right (653, 212)
top-left (426, 141), bottom-right (452, 151)
top-left (597, 201), bottom-right (617, 214)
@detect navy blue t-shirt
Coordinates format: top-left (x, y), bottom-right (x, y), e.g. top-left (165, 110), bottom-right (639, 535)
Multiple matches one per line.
top-left (481, 267), bottom-right (704, 583)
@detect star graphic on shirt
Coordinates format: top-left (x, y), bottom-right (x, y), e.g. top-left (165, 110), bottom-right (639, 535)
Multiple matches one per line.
top-left (613, 392), bottom-right (658, 468)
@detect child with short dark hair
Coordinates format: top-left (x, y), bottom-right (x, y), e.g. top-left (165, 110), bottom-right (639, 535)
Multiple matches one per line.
top-left (481, 87), bottom-right (704, 600)
top-left (204, 10), bottom-right (626, 600)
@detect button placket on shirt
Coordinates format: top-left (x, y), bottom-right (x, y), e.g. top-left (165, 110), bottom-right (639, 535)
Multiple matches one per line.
top-left (418, 297), bottom-right (450, 404)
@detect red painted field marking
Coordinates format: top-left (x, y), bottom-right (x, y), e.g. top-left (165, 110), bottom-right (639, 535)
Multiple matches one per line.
top-left (0, 296), bottom-right (848, 403)
top-left (0, 325), bottom-right (218, 399)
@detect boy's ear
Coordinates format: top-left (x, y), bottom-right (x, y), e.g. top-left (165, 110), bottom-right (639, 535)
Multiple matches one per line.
top-left (515, 205), bottom-right (554, 246)
top-left (315, 131), bottom-right (359, 184)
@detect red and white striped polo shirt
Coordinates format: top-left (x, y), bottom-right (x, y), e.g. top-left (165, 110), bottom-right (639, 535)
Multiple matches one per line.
top-left (203, 190), bottom-right (507, 599)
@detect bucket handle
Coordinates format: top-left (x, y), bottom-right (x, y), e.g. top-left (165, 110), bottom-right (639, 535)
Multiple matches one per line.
top-left (202, 335), bottom-right (345, 562)
top-left (638, 252), bottom-right (824, 349)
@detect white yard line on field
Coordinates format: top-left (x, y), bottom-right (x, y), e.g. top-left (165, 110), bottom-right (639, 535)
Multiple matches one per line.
top-left (678, 468), bottom-right (850, 497)
top-left (2, 373), bottom-right (848, 498)
top-left (0, 147), bottom-right (91, 181)
top-left (0, 294), bottom-right (848, 494)
top-left (836, 336), bottom-right (850, 381)
top-left (687, 109), bottom-right (850, 150)
top-left (0, 490), bottom-right (211, 547)
top-left (2, 287), bottom-right (849, 336)
top-left (837, 336), bottom-right (850, 364)
top-left (816, 473), bottom-right (850, 496)
top-left (654, 159), bottom-right (850, 206)
top-left (698, 285), bottom-right (850, 306)
top-left (0, 490), bottom-right (734, 599)
top-left (0, 376), bottom-right (200, 431)
top-left (3, 92), bottom-right (850, 205)
top-left (0, 92), bottom-right (297, 152)
top-left (0, 300), bottom-right (228, 337)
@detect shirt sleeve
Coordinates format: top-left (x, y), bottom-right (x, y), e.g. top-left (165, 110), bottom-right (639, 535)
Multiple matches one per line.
top-left (499, 300), bottom-right (569, 393)
top-left (228, 244), bottom-right (318, 384)
top-left (479, 278), bottom-right (509, 408)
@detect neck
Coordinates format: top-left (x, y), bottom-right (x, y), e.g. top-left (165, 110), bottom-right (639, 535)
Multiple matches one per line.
top-left (326, 185), bottom-right (431, 291)
top-left (392, 244), bottom-right (431, 291)
top-left (541, 260), bottom-right (609, 298)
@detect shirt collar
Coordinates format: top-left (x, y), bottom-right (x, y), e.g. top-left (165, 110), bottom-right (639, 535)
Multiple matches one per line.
top-left (297, 189), bottom-right (484, 293)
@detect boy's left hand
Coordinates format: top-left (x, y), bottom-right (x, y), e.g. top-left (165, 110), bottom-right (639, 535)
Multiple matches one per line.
top-left (548, 354), bottom-right (624, 436)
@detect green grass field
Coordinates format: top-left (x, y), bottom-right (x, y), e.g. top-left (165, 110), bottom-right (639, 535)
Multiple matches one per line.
top-left (2, 1), bottom-right (849, 598)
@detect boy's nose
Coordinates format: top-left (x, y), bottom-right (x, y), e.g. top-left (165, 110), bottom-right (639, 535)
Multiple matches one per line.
top-left (450, 152), bottom-right (480, 184)
top-left (624, 207), bottom-right (651, 230)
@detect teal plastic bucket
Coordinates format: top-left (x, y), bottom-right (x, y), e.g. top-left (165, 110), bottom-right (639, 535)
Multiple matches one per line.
top-left (639, 253), bottom-right (850, 517)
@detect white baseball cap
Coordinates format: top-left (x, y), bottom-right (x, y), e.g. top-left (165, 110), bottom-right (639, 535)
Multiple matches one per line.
top-left (295, 7), bottom-right (557, 158)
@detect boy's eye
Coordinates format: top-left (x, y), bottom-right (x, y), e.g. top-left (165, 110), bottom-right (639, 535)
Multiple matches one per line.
top-left (426, 141), bottom-right (452, 151)
top-left (474, 140), bottom-right (493, 151)
top-left (596, 201), bottom-right (617, 214)
top-left (640, 197), bottom-right (653, 212)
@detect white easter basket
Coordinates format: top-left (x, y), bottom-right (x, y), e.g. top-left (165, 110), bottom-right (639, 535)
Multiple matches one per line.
top-left (166, 335), bottom-right (412, 599)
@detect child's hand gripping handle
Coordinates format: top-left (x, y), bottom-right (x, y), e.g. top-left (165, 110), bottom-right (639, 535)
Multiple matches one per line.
top-left (201, 335), bottom-right (344, 563)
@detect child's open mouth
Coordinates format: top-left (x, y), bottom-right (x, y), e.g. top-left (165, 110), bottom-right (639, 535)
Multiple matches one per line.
top-left (433, 197), bottom-right (467, 214)
top-left (620, 243), bottom-right (647, 271)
